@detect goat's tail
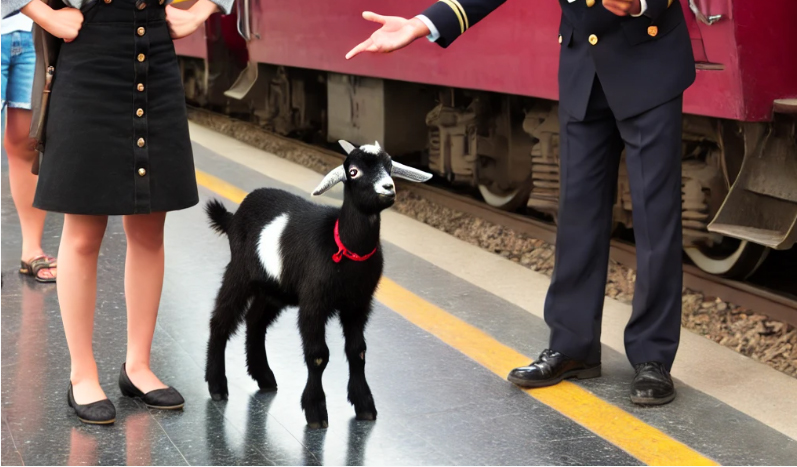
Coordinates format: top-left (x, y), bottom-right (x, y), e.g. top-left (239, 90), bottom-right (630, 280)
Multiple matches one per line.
top-left (205, 199), bottom-right (233, 235)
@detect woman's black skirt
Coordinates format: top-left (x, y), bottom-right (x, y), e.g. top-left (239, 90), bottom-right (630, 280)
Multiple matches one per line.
top-left (34, 0), bottom-right (198, 215)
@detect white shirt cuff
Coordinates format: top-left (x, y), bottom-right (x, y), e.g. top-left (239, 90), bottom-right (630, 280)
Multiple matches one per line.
top-left (415, 14), bottom-right (440, 42)
top-left (631, 0), bottom-right (648, 17)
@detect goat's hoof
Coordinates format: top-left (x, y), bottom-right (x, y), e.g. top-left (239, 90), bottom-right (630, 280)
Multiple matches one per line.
top-left (307, 420), bottom-right (329, 429)
top-left (207, 376), bottom-right (229, 401)
top-left (355, 411), bottom-right (376, 421)
top-left (210, 392), bottom-right (228, 401)
top-left (256, 378), bottom-right (278, 392)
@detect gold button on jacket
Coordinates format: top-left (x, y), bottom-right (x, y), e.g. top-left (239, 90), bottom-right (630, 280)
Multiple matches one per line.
top-left (558, 34), bottom-right (563, 44)
top-left (137, 83), bottom-right (145, 92)
top-left (137, 27), bottom-right (145, 36)
top-left (586, 0), bottom-right (595, 7)
top-left (137, 53), bottom-right (145, 62)
top-left (648, 26), bottom-right (659, 37)
top-left (138, 168), bottom-right (147, 176)
top-left (136, 108), bottom-right (144, 117)
top-left (588, 34), bottom-right (598, 45)
top-left (137, 138), bottom-right (145, 147)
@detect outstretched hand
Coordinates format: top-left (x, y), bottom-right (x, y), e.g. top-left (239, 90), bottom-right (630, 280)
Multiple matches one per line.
top-left (345, 11), bottom-right (430, 59)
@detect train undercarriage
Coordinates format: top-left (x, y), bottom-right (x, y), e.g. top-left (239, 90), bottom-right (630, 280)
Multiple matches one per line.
top-left (179, 57), bottom-right (797, 280)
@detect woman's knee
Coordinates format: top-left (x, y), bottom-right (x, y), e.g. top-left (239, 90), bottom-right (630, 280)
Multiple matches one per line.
top-left (124, 214), bottom-right (166, 251)
top-left (3, 110), bottom-right (36, 159)
top-left (63, 216), bottom-right (107, 256)
top-left (4, 134), bottom-right (36, 160)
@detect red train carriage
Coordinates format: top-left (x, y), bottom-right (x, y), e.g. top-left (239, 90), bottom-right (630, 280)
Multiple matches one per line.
top-left (173, 0), bottom-right (797, 279)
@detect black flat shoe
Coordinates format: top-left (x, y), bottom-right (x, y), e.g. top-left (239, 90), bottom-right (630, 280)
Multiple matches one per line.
top-left (67, 384), bottom-right (116, 425)
top-left (630, 361), bottom-right (676, 406)
top-left (119, 363), bottom-right (185, 410)
top-left (507, 349), bottom-right (601, 388)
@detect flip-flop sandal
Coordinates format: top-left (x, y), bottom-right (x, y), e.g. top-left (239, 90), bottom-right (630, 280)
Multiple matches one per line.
top-left (19, 255), bottom-right (57, 283)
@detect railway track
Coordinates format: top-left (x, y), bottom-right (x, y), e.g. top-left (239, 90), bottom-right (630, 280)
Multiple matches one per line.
top-left (186, 105), bottom-right (797, 329)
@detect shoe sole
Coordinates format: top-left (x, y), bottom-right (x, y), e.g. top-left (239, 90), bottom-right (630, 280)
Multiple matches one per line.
top-left (122, 394), bottom-right (185, 410)
top-left (143, 403), bottom-right (184, 410)
top-left (77, 417), bottom-right (116, 425)
top-left (630, 393), bottom-right (676, 406)
top-left (507, 365), bottom-right (601, 388)
top-left (121, 387), bottom-right (184, 410)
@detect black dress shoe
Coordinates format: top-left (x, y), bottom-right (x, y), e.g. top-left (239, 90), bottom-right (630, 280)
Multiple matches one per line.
top-left (67, 384), bottom-right (116, 425)
top-left (507, 349), bottom-right (601, 388)
top-left (630, 361), bottom-right (675, 405)
top-left (119, 363), bottom-right (185, 410)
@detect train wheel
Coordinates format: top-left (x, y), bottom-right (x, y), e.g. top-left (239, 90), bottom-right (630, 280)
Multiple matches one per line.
top-left (684, 238), bottom-right (770, 280)
top-left (478, 180), bottom-right (532, 212)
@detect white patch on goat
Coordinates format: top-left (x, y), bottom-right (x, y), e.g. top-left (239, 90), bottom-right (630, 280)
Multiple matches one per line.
top-left (360, 144), bottom-right (381, 155)
top-left (257, 213), bottom-right (289, 283)
top-left (373, 168), bottom-right (395, 195)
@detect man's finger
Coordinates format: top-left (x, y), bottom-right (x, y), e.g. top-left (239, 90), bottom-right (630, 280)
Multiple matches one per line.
top-left (602, 0), bottom-right (625, 9)
top-left (602, 1), bottom-right (624, 15)
top-left (362, 11), bottom-right (386, 24)
top-left (345, 39), bottom-right (373, 60)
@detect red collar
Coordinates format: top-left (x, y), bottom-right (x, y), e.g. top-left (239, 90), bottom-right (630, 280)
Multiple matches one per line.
top-left (332, 219), bottom-right (377, 263)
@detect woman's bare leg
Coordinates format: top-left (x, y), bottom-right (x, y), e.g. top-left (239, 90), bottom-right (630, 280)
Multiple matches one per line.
top-left (5, 108), bottom-right (54, 280)
top-left (58, 214), bottom-right (108, 404)
top-left (122, 212), bottom-right (169, 392)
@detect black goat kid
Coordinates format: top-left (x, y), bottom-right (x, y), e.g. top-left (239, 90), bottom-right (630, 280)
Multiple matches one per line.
top-left (204, 140), bottom-right (432, 428)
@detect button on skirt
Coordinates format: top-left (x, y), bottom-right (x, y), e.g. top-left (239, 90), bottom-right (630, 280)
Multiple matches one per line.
top-left (33, 0), bottom-right (198, 215)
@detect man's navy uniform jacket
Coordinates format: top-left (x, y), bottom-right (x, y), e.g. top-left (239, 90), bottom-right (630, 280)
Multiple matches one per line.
top-left (418, 0), bottom-right (696, 370)
top-left (420, 0), bottom-right (696, 121)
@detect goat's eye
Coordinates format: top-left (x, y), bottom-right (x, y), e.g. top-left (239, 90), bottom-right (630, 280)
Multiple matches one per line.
top-left (348, 168), bottom-right (359, 178)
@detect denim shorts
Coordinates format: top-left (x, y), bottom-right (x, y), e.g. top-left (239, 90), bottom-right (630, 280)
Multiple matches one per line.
top-left (1, 30), bottom-right (36, 110)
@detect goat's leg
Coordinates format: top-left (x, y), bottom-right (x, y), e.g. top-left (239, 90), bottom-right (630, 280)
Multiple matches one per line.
top-left (245, 291), bottom-right (281, 391)
top-left (340, 308), bottom-right (376, 421)
top-left (205, 266), bottom-right (251, 401)
top-left (298, 307), bottom-right (331, 428)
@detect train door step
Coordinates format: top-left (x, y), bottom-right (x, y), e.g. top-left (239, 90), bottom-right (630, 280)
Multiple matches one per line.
top-left (224, 61), bottom-right (258, 100)
top-left (708, 113), bottom-right (797, 250)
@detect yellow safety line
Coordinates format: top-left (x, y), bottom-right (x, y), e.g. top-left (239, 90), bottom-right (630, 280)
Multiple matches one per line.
top-left (195, 170), bottom-right (249, 203)
top-left (375, 278), bottom-right (718, 466)
top-left (194, 168), bottom-right (719, 466)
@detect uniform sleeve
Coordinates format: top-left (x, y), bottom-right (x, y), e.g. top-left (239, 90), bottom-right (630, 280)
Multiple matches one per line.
top-left (2, 0), bottom-right (33, 19)
top-left (419, 0), bottom-right (507, 48)
top-left (643, 0), bottom-right (674, 22)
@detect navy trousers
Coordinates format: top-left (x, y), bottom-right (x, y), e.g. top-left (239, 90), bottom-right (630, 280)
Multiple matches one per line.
top-left (543, 76), bottom-right (683, 371)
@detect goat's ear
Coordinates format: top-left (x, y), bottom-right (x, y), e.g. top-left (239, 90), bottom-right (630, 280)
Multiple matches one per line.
top-left (374, 141), bottom-right (381, 150)
top-left (312, 165), bottom-right (347, 196)
top-left (391, 161), bottom-right (433, 183)
top-left (338, 140), bottom-right (356, 155)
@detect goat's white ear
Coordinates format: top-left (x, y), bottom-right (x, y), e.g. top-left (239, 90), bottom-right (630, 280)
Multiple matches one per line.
top-left (312, 165), bottom-right (347, 196)
top-left (374, 141), bottom-right (381, 150)
top-left (338, 140), bottom-right (356, 155)
top-left (391, 161), bottom-right (433, 183)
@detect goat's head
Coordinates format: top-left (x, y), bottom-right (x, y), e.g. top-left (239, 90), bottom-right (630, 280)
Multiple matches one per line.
top-left (312, 140), bottom-right (433, 213)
